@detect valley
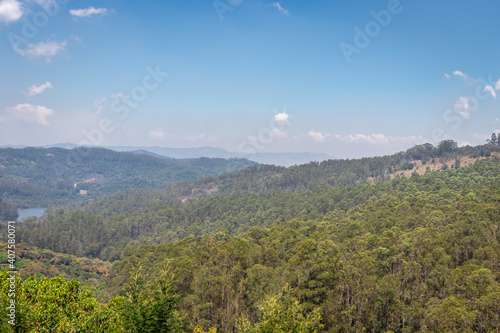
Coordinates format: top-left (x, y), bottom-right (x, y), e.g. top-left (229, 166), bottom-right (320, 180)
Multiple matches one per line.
top-left (1, 139), bottom-right (499, 332)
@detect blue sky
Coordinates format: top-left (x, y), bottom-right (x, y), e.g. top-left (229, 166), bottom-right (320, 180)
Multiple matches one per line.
top-left (0, 0), bottom-right (499, 158)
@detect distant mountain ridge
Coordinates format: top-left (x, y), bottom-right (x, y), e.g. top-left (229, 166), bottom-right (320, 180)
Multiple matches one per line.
top-left (0, 144), bottom-right (334, 167)
top-left (0, 146), bottom-right (256, 208)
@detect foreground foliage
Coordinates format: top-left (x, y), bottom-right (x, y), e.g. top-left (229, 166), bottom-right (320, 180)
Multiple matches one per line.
top-left (238, 284), bottom-right (324, 333)
top-left (0, 242), bottom-right (111, 300)
top-left (0, 265), bottom-right (188, 332)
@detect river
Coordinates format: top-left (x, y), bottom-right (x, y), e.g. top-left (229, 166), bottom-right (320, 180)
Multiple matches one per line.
top-left (17, 208), bottom-right (47, 221)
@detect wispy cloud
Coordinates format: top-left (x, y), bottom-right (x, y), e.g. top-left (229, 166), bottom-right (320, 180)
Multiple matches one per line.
top-left (112, 92), bottom-right (123, 100)
top-left (27, 82), bottom-right (53, 96)
top-left (473, 130), bottom-right (500, 141)
top-left (307, 131), bottom-right (423, 145)
top-left (307, 130), bottom-right (326, 143)
top-left (149, 128), bottom-right (166, 139)
top-left (0, 0), bottom-right (23, 23)
top-left (272, 128), bottom-right (288, 138)
top-left (313, 132), bottom-right (426, 146)
top-left (444, 71), bottom-right (500, 99)
top-left (8, 103), bottom-right (54, 125)
top-left (454, 96), bottom-right (473, 119)
top-left (447, 71), bottom-right (499, 99)
top-left (15, 40), bottom-right (67, 61)
top-left (449, 70), bottom-right (480, 84)
top-left (69, 7), bottom-right (110, 17)
top-left (270, 2), bottom-right (289, 16)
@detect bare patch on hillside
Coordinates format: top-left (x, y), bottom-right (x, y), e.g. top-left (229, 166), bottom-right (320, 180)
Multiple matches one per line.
top-left (389, 154), bottom-right (495, 179)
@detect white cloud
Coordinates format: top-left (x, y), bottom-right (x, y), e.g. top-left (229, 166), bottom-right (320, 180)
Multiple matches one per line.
top-left (70, 7), bottom-right (109, 17)
top-left (444, 73), bottom-right (450, 79)
top-left (451, 70), bottom-right (481, 84)
top-left (270, 2), bottom-right (289, 15)
top-left (8, 103), bottom-right (54, 125)
top-left (149, 128), bottom-right (165, 139)
top-left (454, 96), bottom-right (472, 119)
top-left (473, 130), bottom-right (500, 141)
top-left (458, 141), bottom-right (472, 147)
top-left (15, 40), bottom-right (67, 61)
top-left (27, 81), bottom-right (53, 96)
top-left (272, 128), bottom-right (288, 138)
top-left (274, 112), bottom-right (290, 126)
top-left (331, 133), bottom-right (426, 145)
top-left (0, 0), bottom-right (23, 23)
top-left (308, 130), bottom-right (326, 143)
top-left (483, 85), bottom-right (496, 98)
top-left (449, 71), bottom-right (500, 98)
top-left (473, 133), bottom-right (488, 140)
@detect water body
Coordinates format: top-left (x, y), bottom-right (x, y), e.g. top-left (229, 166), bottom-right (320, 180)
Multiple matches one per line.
top-left (17, 208), bottom-right (47, 221)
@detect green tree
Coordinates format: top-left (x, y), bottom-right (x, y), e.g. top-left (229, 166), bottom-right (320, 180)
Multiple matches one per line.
top-left (487, 132), bottom-right (498, 146)
top-left (0, 269), bottom-right (120, 332)
top-left (121, 264), bottom-right (185, 333)
top-left (423, 296), bottom-right (477, 332)
top-left (238, 284), bottom-right (323, 333)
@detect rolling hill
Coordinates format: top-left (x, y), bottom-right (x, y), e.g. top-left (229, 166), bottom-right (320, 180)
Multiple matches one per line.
top-left (0, 147), bottom-right (256, 209)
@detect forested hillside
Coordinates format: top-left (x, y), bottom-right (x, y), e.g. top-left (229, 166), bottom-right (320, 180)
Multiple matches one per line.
top-left (79, 140), bottom-right (498, 218)
top-left (108, 168), bottom-right (500, 332)
top-left (0, 242), bottom-right (111, 300)
top-left (0, 147), bottom-right (255, 208)
top-left (15, 141), bottom-right (500, 261)
top-left (2, 139), bottom-right (500, 332)
top-left (0, 198), bottom-right (17, 221)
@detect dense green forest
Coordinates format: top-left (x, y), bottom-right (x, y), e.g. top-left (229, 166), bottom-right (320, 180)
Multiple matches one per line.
top-left (0, 198), bottom-right (17, 221)
top-left (15, 142), bottom-right (500, 261)
top-left (1, 138), bottom-right (500, 332)
top-left (77, 140), bottom-right (498, 218)
top-left (0, 147), bottom-right (255, 208)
